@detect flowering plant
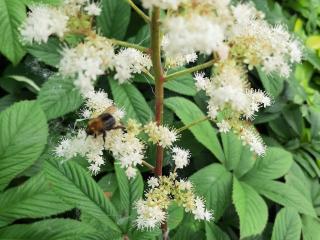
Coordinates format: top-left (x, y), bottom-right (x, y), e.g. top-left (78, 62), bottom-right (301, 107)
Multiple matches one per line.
top-left (0, 0), bottom-right (319, 239)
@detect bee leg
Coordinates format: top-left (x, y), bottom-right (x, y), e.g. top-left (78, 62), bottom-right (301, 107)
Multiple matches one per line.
top-left (102, 131), bottom-right (106, 145)
top-left (113, 125), bottom-right (127, 133)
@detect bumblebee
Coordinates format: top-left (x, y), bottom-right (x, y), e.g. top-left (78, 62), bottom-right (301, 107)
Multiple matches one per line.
top-left (85, 106), bottom-right (126, 141)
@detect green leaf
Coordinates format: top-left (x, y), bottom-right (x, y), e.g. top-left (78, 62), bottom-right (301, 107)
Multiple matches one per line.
top-left (233, 145), bottom-right (255, 179)
top-left (190, 164), bottom-right (232, 220)
top-left (134, 72), bottom-right (197, 96)
top-left (109, 78), bottom-right (153, 124)
top-left (168, 202), bottom-right (184, 230)
top-left (172, 214), bottom-right (206, 240)
top-left (304, 48), bottom-right (320, 71)
top-left (0, 0), bottom-right (26, 64)
top-left (98, 173), bottom-right (118, 195)
top-left (205, 223), bottom-right (230, 240)
top-left (43, 158), bottom-right (121, 233)
top-left (0, 219), bottom-right (95, 240)
top-left (249, 180), bottom-right (316, 217)
top-left (241, 147), bottom-right (293, 182)
top-left (24, 0), bottom-right (62, 6)
top-left (38, 75), bottom-right (83, 120)
top-left (0, 101), bottom-right (48, 190)
top-left (271, 208), bottom-right (302, 240)
top-left (26, 38), bottom-right (62, 67)
top-left (165, 97), bottom-right (224, 162)
top-left (221, 132), bottom-right (242, 171)
top-left (0, 173), bottom-right (71, 227)
top-left (164, 68), bottom-right (197, 96)
top-left (232, 177), bottom-right (268, 238)
top-left (97, 0), bottom-right (131, 40)
top-left (257, 68), bottom-right (284, 97)
top-left (301, 215), bottom-right (320, 240)
top-left (114, 162), bottom-right (143, 231)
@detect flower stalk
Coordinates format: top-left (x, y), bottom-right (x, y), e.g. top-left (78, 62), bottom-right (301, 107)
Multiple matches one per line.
top-left (177, 116), bottom-right (209, 133)
top-left (165, 59), bottom-right (216, 81)
top-left (127, 0), bottom-right (150, 23)
top-left (109, 39), bottom-right (149, 52)
top-left (150, 7), bottom-right (168, 239)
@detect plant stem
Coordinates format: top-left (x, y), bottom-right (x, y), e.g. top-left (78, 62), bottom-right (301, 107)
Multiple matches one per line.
top-left (164, 60), bottom-right (216, 81)
top-left (127, 0), bottom-right (150, 23)
top-left (177, 116), bottom-right (209, 133)
top-left (150, 7), bottom-right (168, 240)
top-left (142, 160), bottom-right (155, 172)
top-left (151, 7), bottom-right (164, 177)
top-left (109, 39), bottom-right (149, 52)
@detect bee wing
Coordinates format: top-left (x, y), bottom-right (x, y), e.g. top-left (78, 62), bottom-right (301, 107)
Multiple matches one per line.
top-left (104, 106), bottom-right (117, 114)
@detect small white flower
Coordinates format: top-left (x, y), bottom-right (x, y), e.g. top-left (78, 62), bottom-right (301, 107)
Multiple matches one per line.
top-left (240, 128), bottom-right (266, 156)
top-left (148, 177), bottom-right (159, 189)
top-left (217, 120), bottom-right (231, 133)
top-left (178, 180), bottom-right (193, 191)
top-left (194, 72), bottom-right (210, 91)
top-left (88, 163), bottom-right (100, 175)
top-left (126, 167), bottom-right (137, 179)
top-left (84, 2), bottom-right (101, 16)
top-left (172, 147), bottom-right (190, 169)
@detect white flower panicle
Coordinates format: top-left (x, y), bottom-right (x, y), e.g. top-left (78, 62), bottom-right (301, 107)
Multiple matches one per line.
top-left (136, 173), bottom-right (213, 230)
top-left (114, 48), bottom-right (152, 84)
top-left (20, 0), bottom-right (103, 44)
top-left (141, 0), bottom-right (186, 10)
top-left (59, 36), bottom-right (115, 95)
top-left (172, 147), bottom-right (190, 169)
top-left (229, 3), bottom-right (302, 77)
top-left (193, 61), bottom-right (271, 156)
top-left (163, 14), bottom-right (224, 59)
top-left (144, 122), bottom-right (179, 148)
top-left (20, 5), bottom-right (69, 44)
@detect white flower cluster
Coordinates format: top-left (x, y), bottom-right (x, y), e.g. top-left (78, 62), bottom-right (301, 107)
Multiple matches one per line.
top-left (59, 36), bottom-right (115, 95)
top-left (59, 38), bottom-right (152, 94)
top-left (144, 122), bottom-right (179, 147)
top-left (163, 14), bottom-right (224, 59)
top-left (114, 48), bottom-right (152, 84)
top-left (195, 62), bottom-right (272, 121)
top-left (229, 3), bottom-right (302, 77)
top-left (20, 0), bottom-right (102, 44)
top-left (135, 174), bottom-right (213, 230)
top-left (20, 5), bottom-right (69, 43)
top-left (194, 61), bottom-right (271, 155)
top-left (55, 90), bottom-right (144, 178)
top-left (141, 0), bottom-right (186, 10)
top-left (162, 36), bottom-right (198, 67)
top-left (171, 147), bottom-right (190, 169)
top-left (135, 199), bottom-right (167, 230)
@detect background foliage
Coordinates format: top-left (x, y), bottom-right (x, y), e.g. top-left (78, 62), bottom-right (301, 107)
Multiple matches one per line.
top-left (0, 0), bottom-right (320, 239)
